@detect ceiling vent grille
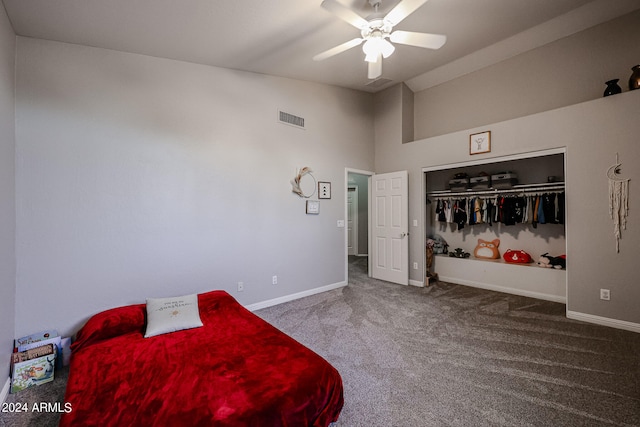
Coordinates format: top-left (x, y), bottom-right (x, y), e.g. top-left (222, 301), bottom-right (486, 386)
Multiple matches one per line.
top-left (278, 110), bottom-right (305, 129)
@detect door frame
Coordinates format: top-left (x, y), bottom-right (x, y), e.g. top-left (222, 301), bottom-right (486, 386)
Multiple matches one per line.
top-left (344, 168), bottom-right (374, 283)
top-left (347, 185), bottom-right (359, 256)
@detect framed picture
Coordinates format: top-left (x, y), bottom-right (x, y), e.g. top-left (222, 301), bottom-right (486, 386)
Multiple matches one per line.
top-left (470, 131), bottom-right (491, 155)
top-left (318, 182), bottom-right (331, 199)
top-left (306, 200), bottom-right (320, 214)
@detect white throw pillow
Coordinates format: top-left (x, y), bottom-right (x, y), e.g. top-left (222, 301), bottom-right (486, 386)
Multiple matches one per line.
top-left (144, 293), bottom-right (203, 338)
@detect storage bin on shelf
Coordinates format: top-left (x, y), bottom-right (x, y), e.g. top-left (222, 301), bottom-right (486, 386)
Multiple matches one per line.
top-left (491, 173), bottom-right (518, 189)
top-left (470, 175), bottom-right (491, 190)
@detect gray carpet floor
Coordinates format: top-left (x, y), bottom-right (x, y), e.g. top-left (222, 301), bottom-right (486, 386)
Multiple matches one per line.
top-left (2, 257), bottom-right (639, 426)
top-left (258, 257), bottom-right (640, 426)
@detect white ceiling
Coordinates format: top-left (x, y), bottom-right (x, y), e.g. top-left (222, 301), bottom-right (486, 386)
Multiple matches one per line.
top-left (3, 0), bottom-right (639, 93)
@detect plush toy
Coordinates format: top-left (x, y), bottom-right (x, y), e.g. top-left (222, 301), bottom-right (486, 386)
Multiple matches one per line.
top-left (503, 249), bottom-right (532, 264)
top-left (449, 248), bottom-right (470, 258)
top-left (427, 235), bottom-right (449, 255)
top-left (474, 238), bottom-right (500, 259)
top-left (537, 253), bottom-right (566, 269)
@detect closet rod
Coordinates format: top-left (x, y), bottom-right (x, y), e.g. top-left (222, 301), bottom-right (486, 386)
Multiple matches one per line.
top-left (427, 183), bottom-right (565, 198)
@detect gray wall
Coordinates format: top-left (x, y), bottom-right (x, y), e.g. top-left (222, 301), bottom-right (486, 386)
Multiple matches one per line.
top-left (374, 10), bottom-right (640, 328)
top-left (14, 37), bottom-right (375, 337)
top-left (0, 5), bottom-right (16, 394)
top-left (414, 10), bottom-right (640, 139)
top-left (401, 92), bottom-right (640, 327)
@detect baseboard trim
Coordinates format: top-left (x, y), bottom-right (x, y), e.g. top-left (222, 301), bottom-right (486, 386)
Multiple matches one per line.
top-left (409, 279), bottom-right (424, 287)
top-left (245, 281), bottom-right (348, 312)
top-left (439, 275), bottom-right (567, 304)
top-left (1, 377), bottom-right (9, 405)
top-left (567, 310), bottom-right (640, 333)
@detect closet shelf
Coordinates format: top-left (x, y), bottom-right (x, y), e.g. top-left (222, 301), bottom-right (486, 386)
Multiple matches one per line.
top-left (427, 182), bottom-right (565, 198)
top-left (434, 253), bottom-right (565, 270)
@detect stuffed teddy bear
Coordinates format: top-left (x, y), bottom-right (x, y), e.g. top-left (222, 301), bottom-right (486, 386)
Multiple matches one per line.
top-left (537, 253), bottom-right (566, 269)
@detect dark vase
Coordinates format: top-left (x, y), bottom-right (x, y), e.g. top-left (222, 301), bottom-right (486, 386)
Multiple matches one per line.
top-left (630, 65), bottom-right (640, 91)
top-left (603, 79), bottom-right (622, 97)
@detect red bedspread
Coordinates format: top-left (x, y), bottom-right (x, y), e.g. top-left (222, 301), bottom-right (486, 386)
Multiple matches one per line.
top-left (60, 290), bottom-right (343, 426)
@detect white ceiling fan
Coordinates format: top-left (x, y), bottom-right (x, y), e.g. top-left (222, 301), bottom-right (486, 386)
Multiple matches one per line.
top-left (313, 0), bottom-right (446, 80)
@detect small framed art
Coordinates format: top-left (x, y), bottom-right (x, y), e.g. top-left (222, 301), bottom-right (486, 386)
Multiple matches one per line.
top-left (318, 182), bottom-right (331, 199)
top-left (470, 131), bottom-right (491, 155)
top-left (306, 200), bottom-right (320, 214)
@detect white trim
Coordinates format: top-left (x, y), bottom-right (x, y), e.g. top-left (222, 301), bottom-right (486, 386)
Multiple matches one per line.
top-left (344, 168), bottom-right (374, 285)
top-left (244, 281), bottom-right (347, 312)
top-left (1, 377), bottom-right (9, 405)
top-left (409, 279), bottom-right (424, 287)
top-left (567, 311), bottom-right (640, 334)
top-left (421, 147), bottom-right (566, 173)
top-left (439, 275), bottom-right (567, 304)
top-left (347, 185), bottom-right (359, 256)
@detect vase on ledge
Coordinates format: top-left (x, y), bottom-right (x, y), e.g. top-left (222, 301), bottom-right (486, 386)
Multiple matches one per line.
top-left (630, 65), bottom-right (640, 91)
top-left (603, 79), bottom-right (622, 97)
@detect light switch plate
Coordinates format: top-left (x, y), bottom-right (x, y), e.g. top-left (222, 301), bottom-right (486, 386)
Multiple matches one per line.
top-left (306, 200), bottom-right (319, 214)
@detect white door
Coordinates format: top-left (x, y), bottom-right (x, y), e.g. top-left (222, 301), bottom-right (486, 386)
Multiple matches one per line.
top-left (347, 186), bottom-right (358, 256)
top-left (371, 171), bottom-right (409, 285)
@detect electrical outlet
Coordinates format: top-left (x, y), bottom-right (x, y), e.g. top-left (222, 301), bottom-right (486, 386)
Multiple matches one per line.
top-left (600, 289), bottom-right (610, 301)
top-left (272, 275), bottom-right (278, 285)
top-left (413, 262), bottom-right (418, 270)
top-left (237, 282), bottom-right (244, 292)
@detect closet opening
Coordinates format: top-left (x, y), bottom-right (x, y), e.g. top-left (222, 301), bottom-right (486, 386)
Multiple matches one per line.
top-left (422, 148), bottom-right (567, 303)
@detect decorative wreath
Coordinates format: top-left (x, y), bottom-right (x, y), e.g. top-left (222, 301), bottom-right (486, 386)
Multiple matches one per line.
top-left (291, 167), bottom-right (316, 198)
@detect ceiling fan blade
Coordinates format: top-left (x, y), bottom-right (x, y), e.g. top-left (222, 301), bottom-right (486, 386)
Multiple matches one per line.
top-left (390, 30), bottom-right (446, 49)
top-left (313, 38), bottom-right (364, 61)
top-left (367, 55), bottom-right (382, 79)
top-left (321, 0), bottom-right (369, 30)
top-left (384, 0), bottom-right (429, 26)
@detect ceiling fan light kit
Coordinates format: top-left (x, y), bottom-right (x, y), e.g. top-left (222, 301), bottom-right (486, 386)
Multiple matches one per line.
top-left (362, 32), bottom-right (395, 61)
top-left (314, 0), bottom-right (446, 79)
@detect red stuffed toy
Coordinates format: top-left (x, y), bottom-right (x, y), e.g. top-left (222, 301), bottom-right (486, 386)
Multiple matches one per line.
top-left (503, 249), bottom-right (532, 264)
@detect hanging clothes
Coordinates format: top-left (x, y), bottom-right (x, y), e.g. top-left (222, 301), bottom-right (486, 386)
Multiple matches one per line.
top-left (430, 190), bottom-right (564, 231)
top-left (537, 195), bottom-right (546, 224)
top-left (557, 192), bottom-right (565, 224)
top-left (531, 195), bottom-right (541, 228)
top-left (542, 193), bottom-right (557, 224)
top-left (435, 199), bottom-right (446, 222)
top-left (453, 198), bottom-right (467, 230)
top-left (474, 198), bottom-right (485, 224)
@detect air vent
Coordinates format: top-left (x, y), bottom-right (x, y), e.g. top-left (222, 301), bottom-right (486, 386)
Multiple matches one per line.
top-left (278, 110), bottom-right (305, 129)
top-left (366, 78), bottom-right (393, 88)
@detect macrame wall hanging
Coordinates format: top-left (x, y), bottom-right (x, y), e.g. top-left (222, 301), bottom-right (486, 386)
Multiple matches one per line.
top-left (607, 153), bottom-right (630, 252)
